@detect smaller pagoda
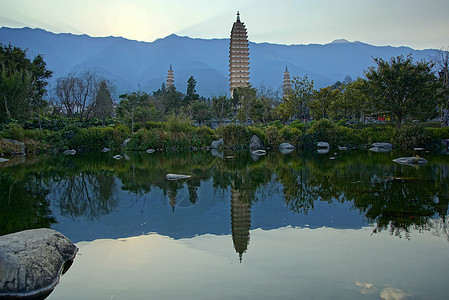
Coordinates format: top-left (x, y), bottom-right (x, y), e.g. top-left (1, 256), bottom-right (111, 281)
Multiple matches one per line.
top-left (283, 66), bottom-right (292, 97)
top-left (166, 65), bottom-right (174, 88)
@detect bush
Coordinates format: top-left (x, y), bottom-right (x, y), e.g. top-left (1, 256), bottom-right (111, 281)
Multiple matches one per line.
top-left (216, 124), bottom-right (250, 148)
top-left (164, 114), bottom-right (193, 133)
top-left (68, 125), bottom-right (130, 151)
top-left (394, 124), bottom-right (430, 149)
top-left (265, 126), bottom-right (282, 147)
top-left (306, 119), bottom-right (337, 145)
top-left (360, 125), bottom-right (396, 145)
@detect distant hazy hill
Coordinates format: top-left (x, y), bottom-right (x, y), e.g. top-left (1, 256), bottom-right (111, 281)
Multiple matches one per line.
top-left (0, 27), bottom-right (437, 98)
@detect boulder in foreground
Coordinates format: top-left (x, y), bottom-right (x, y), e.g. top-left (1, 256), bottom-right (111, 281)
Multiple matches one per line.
top-left (0, 228), bottom-right (78, 299)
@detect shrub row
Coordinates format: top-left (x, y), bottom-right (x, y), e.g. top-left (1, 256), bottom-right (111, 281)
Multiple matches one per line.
top-left (1, 119), bottom-right (449, 155)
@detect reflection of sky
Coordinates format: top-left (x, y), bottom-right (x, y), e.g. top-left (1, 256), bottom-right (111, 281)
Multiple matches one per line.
top-left (49, 226), bottom-right (449, 300)
top-left (49, 178), bottom-right (367, 243)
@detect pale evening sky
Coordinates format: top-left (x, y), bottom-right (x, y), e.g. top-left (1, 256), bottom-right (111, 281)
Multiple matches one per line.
top-left (0, 0), bottom-right (448, 50)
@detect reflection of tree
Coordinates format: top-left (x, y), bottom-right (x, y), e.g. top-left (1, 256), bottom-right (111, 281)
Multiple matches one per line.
top-left (51, 172), bottom-right (117, 220)
top-left (0, 174), bottom-right (56, 236)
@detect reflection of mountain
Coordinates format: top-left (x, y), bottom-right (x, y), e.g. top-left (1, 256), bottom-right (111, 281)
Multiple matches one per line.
top-left (231, 187), bottom-right (251, 262)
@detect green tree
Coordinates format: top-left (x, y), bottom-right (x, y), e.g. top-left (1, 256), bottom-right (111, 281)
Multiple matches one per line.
top-left (309, 86), bottom-right (341, 120)
top-left (93, 80), bottom-right (114, 123)
top-left (276, 75), bottom-right (314, 122)
top-left (189, 99), bottom-right (211, 126)
top-left (365, 54), bottom-right (444, 127)
top-left (0, 43), bottom-right (52, 123)
top-left (184, 76), bottom-right (199, 106)
top-left (339, 78), bottom-right (373, 122)
top-left (117, 91), bottom-right (152, 133)
top-left (211, 95), bottom-right (232, 125)
top-left (233, 86), bottom-right (257, 124)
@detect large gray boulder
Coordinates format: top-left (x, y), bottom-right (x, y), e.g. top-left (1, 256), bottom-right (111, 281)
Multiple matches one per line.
top-left (249, 135), bottom-right (264, 150)
top-left (210, 138), bottom-right (224, 149)
top-left (3, 139), bottom-right (26, 155)
top-left (0, 229), bottom-right (78, 299)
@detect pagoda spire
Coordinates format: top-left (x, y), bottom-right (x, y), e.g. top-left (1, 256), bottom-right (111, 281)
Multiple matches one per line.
top-left (283, 66), bottom-right (292, 97)
top-left (229, 12), bottom-right (250, 96)
top-left (166, 65), bottom-right (174, 88)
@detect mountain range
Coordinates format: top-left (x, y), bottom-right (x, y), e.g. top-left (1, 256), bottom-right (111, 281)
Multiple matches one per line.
top-left (0, 26), bottom-right (438, 98)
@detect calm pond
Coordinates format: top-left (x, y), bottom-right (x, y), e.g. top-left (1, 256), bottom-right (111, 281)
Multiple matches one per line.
top-left (1, 149), bottom-right (449, 299)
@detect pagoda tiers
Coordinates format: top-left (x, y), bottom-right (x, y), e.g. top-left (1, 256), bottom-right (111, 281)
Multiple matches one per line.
top-left (283, 66), bottom-right (292, 97)
top-left (231, 187), bottom-right (251, 263)
top-left (166, 64), bottom-right (174, 88)
top-left (229, 11), bottom-right (250, 96)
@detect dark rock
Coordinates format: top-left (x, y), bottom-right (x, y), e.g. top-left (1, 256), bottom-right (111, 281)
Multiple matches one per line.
top-left (0, 229), bottom-right (78, 299)
top-left (249, 135), bottom-right (264, 150)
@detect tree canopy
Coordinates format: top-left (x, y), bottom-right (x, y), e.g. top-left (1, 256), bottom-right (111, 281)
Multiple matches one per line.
top-left (365, 55), bottom-right (444, 126)
top-left (0, 43), bottom-right (52, 122)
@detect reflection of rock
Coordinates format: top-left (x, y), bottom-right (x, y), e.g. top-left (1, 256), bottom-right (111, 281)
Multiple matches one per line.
top-left (211, 149), bottom-right (224, 159)
top-left (231, 188), bottom-right (251, 263)
top-left (166, 174), bottom-right (191, 180)
top-left (101, 147), bottom-right (110, 153)
top-left (0, 229), bottom-right (78, 299)
top-left (0, 158), bottom-right (9, 163)
top-left (279, 148), bottom-right (294, 155)
top-left (63, 149), bottom-right (76, 155)
top-left (393, 157), bottom-right (428, 166)
top-left (249, 135), bottom-right (264, 150)
top-left (112, 155), bottom-right (123, 160)
top-left (413, 147), bottom-right (425, 151)
top-left (369, 147), bottom-right (391, 153)
top-left (317, 148), bottom-right (329, 154)
top-left (211, 138), bottom-right (224, 149)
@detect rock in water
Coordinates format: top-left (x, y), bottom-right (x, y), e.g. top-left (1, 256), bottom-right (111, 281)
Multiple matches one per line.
top-left (101, 147), bottom-right (110, 153)
top-left (146, 149), bottom-right (155, 154)
top-left (0, 158), bottom-right (9, 163)
top-left (393, 157), bottom-right (428, 166)
top-left (210, 138), bottom-right (224, 149)
top-left (371, 142), bottom-right (393, 149)
top-left (249, 135), bottom-right (264, 150)
top-left (113, 155), bottom-right (123, 160)
top-left (317, 142), bottom-right (329, 149)
top-left (166, 174), bottom-right (191, 180)
top-left (0, 229), bottom-right (78, 299)
top-left (251, 149), bottom-right (267, 156)
top-left (63, 149), bottom-right (76, 155)
top-left (279, 142), bottom-right (295, 150)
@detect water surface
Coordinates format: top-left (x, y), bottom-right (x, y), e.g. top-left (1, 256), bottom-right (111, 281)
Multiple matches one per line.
top-left (1, 150), bottom-right (448, 299)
